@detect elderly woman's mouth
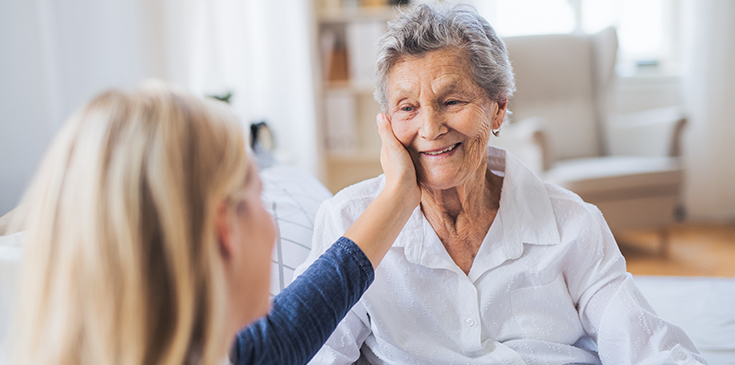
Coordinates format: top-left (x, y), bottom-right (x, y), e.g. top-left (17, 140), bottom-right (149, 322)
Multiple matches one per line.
top-left (422, 143), bottom-right (461, 156)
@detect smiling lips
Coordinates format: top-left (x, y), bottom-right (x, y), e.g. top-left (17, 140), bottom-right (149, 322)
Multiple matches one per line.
top-left (422, 142), bottom-right (461, 156)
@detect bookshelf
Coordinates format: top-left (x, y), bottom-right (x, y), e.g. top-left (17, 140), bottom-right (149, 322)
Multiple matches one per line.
top-left (313, 0), bottom-right (406, 193)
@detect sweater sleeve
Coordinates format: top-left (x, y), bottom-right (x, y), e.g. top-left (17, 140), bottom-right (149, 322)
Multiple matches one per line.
top-left (230, 237), bottom-right (375, 365)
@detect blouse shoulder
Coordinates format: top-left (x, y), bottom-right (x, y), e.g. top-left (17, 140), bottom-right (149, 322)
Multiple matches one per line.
top-left (543, 180), bottom-right (585, 205)
top-left (542, 180), bottom-right (607, 235)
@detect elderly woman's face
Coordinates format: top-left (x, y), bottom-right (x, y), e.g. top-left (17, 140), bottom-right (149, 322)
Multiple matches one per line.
top-left (386, 49), bottom-right (506, 190)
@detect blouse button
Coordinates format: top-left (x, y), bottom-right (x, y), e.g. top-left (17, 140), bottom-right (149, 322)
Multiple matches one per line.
top-left (465, 318), bottom-right (475, 327)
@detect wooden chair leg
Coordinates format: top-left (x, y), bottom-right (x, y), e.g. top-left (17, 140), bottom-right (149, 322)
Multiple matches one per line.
top-left (658, 228), bottom-right (670, 258)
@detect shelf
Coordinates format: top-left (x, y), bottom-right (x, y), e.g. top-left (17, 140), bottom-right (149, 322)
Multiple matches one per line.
top-left (324, 80), bottom-right (376, 94)
top-left (318, 5), bottom-right (404, 23)
top-left (327, 149), bottom-right (380, 162)
top-left (325, 149), bottom-right (383, 194)
top-left (315, 2), bottom-right (397, 193)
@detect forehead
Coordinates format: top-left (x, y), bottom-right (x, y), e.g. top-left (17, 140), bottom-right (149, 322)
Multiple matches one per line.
top-left (387, 49), bottom-right (477, 96)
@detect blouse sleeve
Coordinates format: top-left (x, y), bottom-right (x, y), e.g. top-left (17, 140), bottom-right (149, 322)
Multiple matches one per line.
top-left (231, 237), bottom-right (374, 365)
top-left (571, 205), bottom-right (706, 364)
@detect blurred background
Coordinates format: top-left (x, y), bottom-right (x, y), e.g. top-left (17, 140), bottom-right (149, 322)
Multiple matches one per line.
top-left (1, 0), bottom-right (733, 275)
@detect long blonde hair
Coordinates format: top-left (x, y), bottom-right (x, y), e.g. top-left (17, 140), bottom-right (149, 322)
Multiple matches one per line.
top-left (11, 82), bottom-right (249, 364)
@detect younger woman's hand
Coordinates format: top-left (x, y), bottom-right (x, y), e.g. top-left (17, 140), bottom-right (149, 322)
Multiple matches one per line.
top-left (342, 114), bottom-right (421, 268)
top-left (376, 113), bottom-right (420, 207)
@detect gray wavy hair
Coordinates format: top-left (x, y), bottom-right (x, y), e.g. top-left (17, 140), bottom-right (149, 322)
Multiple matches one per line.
top-left (374, 3), bottom-right (515, 111)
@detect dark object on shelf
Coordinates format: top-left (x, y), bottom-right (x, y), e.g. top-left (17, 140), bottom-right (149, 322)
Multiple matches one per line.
top-left (389, 0), bottom-right (410, 5)
top-left (251, 121), bottom-right (275, 169)
top-left (636, 59), bottom-right (660, 68)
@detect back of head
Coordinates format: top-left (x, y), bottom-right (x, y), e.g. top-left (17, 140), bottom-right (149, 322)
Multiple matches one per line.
top-left (11, 81), bottom-right (248, 364)
top-left (374, 3), bottom-right (515, 110)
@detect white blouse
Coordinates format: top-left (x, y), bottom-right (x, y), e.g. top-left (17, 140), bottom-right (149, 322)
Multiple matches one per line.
top-left (294, 147), bottom-right (704, 365)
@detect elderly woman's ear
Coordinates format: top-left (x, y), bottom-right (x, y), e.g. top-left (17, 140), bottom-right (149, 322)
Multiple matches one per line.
top-left (491, 98), bottom-right (509, 130)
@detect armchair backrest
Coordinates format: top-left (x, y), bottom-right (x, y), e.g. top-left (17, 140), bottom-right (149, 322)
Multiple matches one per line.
top-left (503, 27), bottom-right (618, 162)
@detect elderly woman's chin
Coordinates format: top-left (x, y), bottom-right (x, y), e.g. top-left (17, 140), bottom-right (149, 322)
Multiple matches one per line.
top-left (416, 157), bottom-right (479, 191)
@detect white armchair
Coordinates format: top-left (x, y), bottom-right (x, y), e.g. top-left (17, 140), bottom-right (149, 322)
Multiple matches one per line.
top-left (496, 28), bottom-right (685, 255)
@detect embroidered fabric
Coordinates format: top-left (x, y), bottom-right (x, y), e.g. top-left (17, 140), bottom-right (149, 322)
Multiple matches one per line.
top-left (295, 147), bottom-right (705, 365)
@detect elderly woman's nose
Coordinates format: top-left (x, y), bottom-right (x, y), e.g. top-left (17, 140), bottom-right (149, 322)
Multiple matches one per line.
top-left (418, 108), bottom-right (447, 140)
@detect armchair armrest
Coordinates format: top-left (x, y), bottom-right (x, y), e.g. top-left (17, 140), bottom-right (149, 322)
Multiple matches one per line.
top-left (606, 106), bottom-right (686, 157)
top-left (0, 208), bottom-right (16, 237)
top-left (493, 117), bottom-right (551, 174)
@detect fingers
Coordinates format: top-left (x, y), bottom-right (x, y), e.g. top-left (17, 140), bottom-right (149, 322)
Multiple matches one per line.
top-left (375, 113), bottom-right (421, 205)
top-left (376, 113), bottom-right (393, 142)
top-left (376, 112), bottom-right (410, 174)
top-left (376, 113), bottom-right (387, 131)
top-left (376, 113), bottom-right (402, 151)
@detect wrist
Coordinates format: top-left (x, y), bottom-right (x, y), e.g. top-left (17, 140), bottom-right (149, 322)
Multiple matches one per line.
top-left (381, 180), bottom-right (420, 211)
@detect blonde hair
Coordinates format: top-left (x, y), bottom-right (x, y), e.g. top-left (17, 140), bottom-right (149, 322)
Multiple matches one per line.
top-left (11, 82), bottom-right (249, 364)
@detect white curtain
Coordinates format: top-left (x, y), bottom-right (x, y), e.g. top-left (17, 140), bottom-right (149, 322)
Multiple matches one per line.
top-left (151, 0), bottom-right (321, 175)
top-left (680, 0), bottom-right (735, 221)
top-left (0, 0), bottom-right (321, 215)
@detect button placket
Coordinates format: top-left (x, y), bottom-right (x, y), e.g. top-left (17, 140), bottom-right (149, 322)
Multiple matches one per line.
top-left (458, 276), bottom-right (482, 351)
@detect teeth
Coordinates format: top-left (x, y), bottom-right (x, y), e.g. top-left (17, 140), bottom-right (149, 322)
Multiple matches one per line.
top-left (425, 143), bottom-right (459, 155)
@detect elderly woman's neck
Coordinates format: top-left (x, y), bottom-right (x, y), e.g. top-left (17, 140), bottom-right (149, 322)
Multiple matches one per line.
top-left (420, 168), bottom-right (502, 230)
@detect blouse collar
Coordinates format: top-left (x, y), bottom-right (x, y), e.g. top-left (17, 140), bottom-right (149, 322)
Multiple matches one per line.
top-left (393, 146), bottom-right (561, 273)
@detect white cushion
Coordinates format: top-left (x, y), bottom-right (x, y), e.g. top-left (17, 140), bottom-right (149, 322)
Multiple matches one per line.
top-left (0, 232), bottom-right (25, 364)
top-left (634, 276), bottom-right (735, 364)
top-left (260, 165), bottom-right (332, 296)
top-left (543, 156), bottom-right (683, 201)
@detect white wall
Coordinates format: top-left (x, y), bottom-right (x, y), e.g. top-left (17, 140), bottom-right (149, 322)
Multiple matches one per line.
top-left (0, 1), bottom-right (55, 216)
top-left (0, 0), bottom-right (165, 216)
top-left (680, 0), bottom-right (735, 221)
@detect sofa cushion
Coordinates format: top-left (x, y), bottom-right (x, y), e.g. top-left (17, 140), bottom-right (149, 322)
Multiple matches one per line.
top-left (543, 156), bottom-right (683, 201)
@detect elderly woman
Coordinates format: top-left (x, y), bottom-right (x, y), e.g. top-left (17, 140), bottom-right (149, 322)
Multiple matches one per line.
top-left (296, 4), bottom-right (704, 364)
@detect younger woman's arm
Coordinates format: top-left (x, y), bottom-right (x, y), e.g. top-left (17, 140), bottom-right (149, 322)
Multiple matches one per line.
top-left (231, 114), bottom-right (418, 365)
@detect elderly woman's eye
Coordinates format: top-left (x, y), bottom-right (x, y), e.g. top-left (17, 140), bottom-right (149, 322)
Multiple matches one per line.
top-left (400, 106), bottom-right (414, 112)
top-left (446, 100), bottom-right (460, 106)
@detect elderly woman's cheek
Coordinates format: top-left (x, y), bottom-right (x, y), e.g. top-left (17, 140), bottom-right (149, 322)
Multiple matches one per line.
top-left (475, 111), bottom-right (492, 142)
top-left (466, 108), bottom-right (492, 162)
top-left (389, 118), bottom-right (416, 147)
